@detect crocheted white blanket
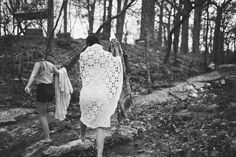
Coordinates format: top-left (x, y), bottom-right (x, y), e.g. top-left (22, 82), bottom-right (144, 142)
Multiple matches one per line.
top-left (79, 44), bottom-right (123, 128)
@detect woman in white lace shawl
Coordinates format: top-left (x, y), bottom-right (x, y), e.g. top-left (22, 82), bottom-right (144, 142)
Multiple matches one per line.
top-left (79, 34), bottom-right (123, 157)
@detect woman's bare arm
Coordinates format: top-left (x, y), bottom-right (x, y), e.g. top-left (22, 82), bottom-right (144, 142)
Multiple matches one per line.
top-left (25, 62), bottom-right (40, 89)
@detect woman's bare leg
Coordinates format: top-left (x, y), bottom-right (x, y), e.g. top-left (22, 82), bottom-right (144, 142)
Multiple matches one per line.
top-left (96, 127), bottom-right (104, 157)
top-left (80, 122), bottom-right (87, 141)
top-left (37, 102), bottom-right (50, 140)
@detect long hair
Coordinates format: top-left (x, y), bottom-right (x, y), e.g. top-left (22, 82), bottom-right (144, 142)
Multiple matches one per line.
top-left (86, 33), bottom-right (100, 46)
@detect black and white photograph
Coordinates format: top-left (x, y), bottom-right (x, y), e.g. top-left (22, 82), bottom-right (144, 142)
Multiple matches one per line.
top-left (0, 0), bottom-right (236, 157)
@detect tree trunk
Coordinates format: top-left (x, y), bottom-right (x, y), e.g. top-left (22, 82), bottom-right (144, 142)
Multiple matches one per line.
top-left (0, 1), bottom-right (1, 37)
top-left (173, 8), bottom-right (181, 63)
top-left (204, 4), bottom-right (209, 69)
top-left (180, 0), bottom-right (190, 54)
top-left (116, 0), bottom-right (128, 42)
top-left (87, 0), bottom-right (96, 34)
top-left (212, 0), bottom-right (232, 64)
top-left (145, 33), bottom-right (152, 93)
top-left (103, 0), bottom-right (107, 23)
top-left (47, 0), bottom-right (54, 53)
top-left (102, 0), bottom-right (113, 40)
top-left (219, 30), bottom-right (225, 64)
top-left (164, 8), bottom-right (172, 47)
top-left (63, 0), bottom-right (68, 33)
top-left (192, 4), bottom-right (202, 54)
top-left (213, 7), bottom-right (222, 65)
top-left (157, 0), bottom-right (164, 46)
top-left (164, 9), bottom-right (192, 64)
top-left (140, 0), bottom-right (155, 44)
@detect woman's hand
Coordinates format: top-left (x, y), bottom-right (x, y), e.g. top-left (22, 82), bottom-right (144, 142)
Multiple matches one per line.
top-left (25, 86), bottom-right (31, 93)
top-left (55, 64), bottom-right (62, 69)
top-left (109, 39), bottom-right (123, 57)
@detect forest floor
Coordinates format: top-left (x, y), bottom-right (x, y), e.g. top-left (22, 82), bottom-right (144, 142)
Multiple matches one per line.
top-left (0, 36), bottom-right (236, 157)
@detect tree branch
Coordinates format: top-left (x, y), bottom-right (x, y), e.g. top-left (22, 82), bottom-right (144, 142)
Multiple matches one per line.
top-left (95, 0), bottom-right (137, 34)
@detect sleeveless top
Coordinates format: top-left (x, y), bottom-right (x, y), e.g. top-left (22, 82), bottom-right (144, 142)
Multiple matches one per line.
top-left (35, 61), bottom-right (54, 84)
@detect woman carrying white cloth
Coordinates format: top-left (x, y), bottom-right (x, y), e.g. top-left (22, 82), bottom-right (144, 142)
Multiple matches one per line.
top-left (79, 34), bottom-right (123, 157)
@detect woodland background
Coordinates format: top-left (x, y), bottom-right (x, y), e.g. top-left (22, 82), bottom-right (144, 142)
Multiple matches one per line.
top-left (0, 0), bottom-right (236, 157)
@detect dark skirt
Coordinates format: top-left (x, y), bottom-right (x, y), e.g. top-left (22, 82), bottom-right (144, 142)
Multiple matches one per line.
top-left (36, 83), bottom-right (54, 103)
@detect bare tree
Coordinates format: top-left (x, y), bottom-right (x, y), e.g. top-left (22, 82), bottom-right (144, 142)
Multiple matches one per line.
top-left (63, 0), bottom-right (68, 33)
top-left (102, 0), bottom-right (113, 40)
top-left (0, 1), bottom-right (2, 37)
top-left (102, 0), bottom-right (107, 23)
top-left (140, 0), bottom-right (155, 44)
top-left (86, 0), bottom-right (96, 34)
top-left (204, 3), bottom-right (210, 69)
top-left (116, 0), bottom-right (129, 42)
top-left (192, 0), bottom-right (202, 54)
top-left (164, 0), bottom-right (210, 64)
top-left (95, 0), bottom-right (136, 35)
top-left (212, 0), bottom-right (232, 65)
top-left (173, 1), bottom-right (182, 63)
top-left (180, 0), bottom-right (190, 54)
top-left (157, 0), bottom-right (164, 46)
top-left (47, 0), bottom-right (54, 53)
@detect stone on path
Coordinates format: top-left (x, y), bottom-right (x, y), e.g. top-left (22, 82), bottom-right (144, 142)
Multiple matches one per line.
top-left (187, 71), bottom-right (222, 83)
top-left (133, 71), bottom-right (226, 107)
top-left (133, 88), bottom-right (175, 107)
top-left (42, 125), bottom-right (138, 157)
top-left (43, 139), bottom-right (93, 157)
top-left (0, 108), bottom-right (34, 124)
top-left (23, 141), bottom-right (49, 157)
top-left (206, 104), bottom-right (219, 112)
top-left (231, 138), bottom-right (236, 149)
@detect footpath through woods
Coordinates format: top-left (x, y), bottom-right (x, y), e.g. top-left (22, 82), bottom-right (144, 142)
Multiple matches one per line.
top-left (0, 65), bottom-right (236, 157)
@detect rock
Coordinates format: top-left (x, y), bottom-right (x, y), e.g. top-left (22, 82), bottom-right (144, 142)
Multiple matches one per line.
top-left (0, 108), bottom-right (34, 124)
top-left (136, 152), bottom-right (153, 157)
top-left (207, 104), bottom-right (219, 112)
top-left (230, 121), bottom-right (236, 127)
top-left (230, 102), bottom-right (236, 109)
top-left (0, 127), bottom-right (7, 132)
top-left (231, 138), bottom-right (236, 150)
top-left (188, 92), bottom-right (198, 98)
top-left (217, 130), bottom-right (229, 138)
top-left (41, 125), bottom-right (138, 157)
top-left (43, 139), bottom-right (93, 156)
top-left (177, 109), bottom-right (192, 120)
top-left (163, 103), bottom-right (175, 111)
top-left (170, 82), bottom-right (188, 92)
top-left (192, 112), bottom-right (207, 121)
top-left (117, 125), bottom-right (138, 140)
top-left (169, 91), bottom-right (188, 101)
top-left (133, 88), bottom-right (175, 107)
top-left (130, 121), bottom-right (146, 132)
top-left (212, 118), bottom-right (221, 125)
top-left (188, 104), bottom-right (206, 112)
top-left (187, 71), bottom-right (222, 83)
top-left (23, 141), bottom-right (48, 157)
top-left (211, 150), bottom-right (220, 157)
top-left (191, 82), bottom-right (206, 89)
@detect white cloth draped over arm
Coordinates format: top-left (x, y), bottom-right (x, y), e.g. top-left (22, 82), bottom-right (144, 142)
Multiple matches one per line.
top-left (55, 68), bottom-right (73, 121)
